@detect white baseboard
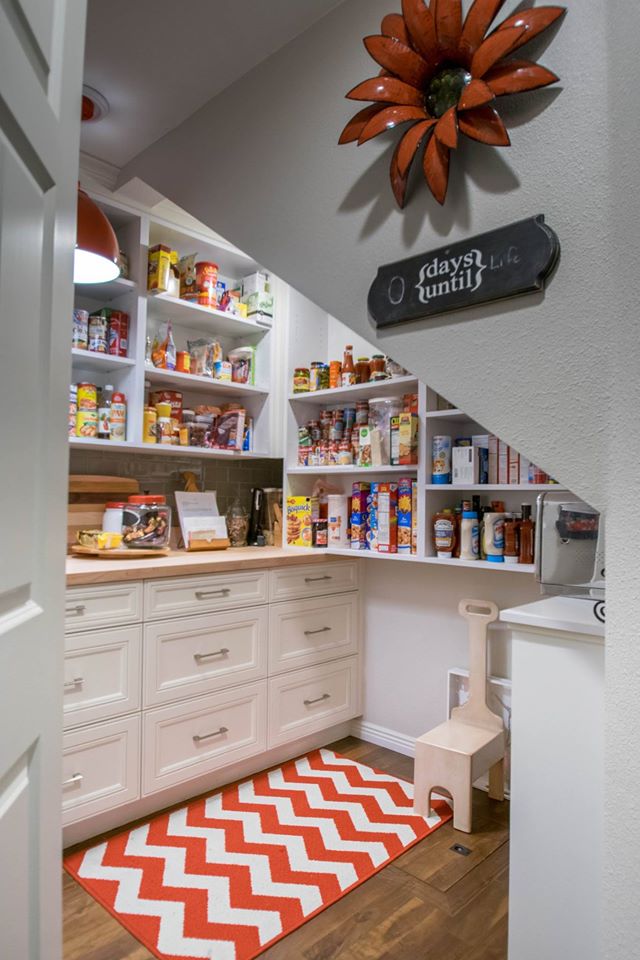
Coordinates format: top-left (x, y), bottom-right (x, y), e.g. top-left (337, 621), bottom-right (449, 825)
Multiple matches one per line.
top-left (350, 719), bottom-right (416, 757)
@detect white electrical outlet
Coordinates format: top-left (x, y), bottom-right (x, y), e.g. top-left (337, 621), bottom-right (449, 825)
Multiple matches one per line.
top-left (447, 667), bottom-right (512, 796)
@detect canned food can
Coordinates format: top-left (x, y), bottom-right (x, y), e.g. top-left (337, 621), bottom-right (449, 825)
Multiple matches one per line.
top-left (176, 351), bottom-right (190, 373)
top-left (77, 382), bottom-right (97, 410)
top-left (329, 360), bottom-right (342, 389)
top-left (76, 410), bottom-right (98, 437)
top-left (110, 392), bottom-right (127, 442)
top-left (432, 435), bottom-right (452, 483)
top-left (143, 406), bottom-right (157, 444)
top-left (88, 313), bottom-right (108, 353)
top-left (68, 409), bottom-right (77, 437)
top-left (195, 261), bottom-right (219, 307)
top-left (108, 311), bottom-right (128, 357)
top-left (72, 309), bottom-right (89, 349)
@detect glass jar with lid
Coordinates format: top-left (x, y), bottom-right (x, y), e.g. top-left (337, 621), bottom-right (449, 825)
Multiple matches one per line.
top-left (122, 495), bottom-right (171, 549)
top-left (226, 496), bottom-right (249, 547)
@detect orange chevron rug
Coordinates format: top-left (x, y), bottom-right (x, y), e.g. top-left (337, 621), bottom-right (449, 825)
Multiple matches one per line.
top-left (64, 748), bottom-right (452, 960)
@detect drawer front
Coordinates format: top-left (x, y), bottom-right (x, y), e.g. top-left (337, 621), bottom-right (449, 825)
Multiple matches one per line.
top-left (267, 657), bottom-right (360, 748)
top-left (62, 715), bottom-right (140, 825)
top-left (63, 625), bottom-right (141, 729)
top-left (144, 571), bottom-right (268, 621)
top-left (143, 607), bottom-right (268, 707)
top-left (269, 593), bottom-right (359, 675)
top-left (270, 561), bottom-right (358, 602)
top-left (143, 681), bottom-right (267, 795)
top-left (65, 582), bottom-right (142, 633)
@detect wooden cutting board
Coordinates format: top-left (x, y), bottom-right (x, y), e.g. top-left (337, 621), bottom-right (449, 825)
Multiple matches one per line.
top-left (67, 474), bottom-right (140, 549)
top-left (70, 545), bottom-right (170, 559)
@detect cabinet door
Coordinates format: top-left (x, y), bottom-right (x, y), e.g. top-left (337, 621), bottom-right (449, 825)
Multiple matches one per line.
top-left (63, 625), bottom-right (141, 728)
top-left (62, 716), bottom-right (140, 825)
top-left (269, 561), bottom-right (359, 602)
top-left (143, 682), bottom-right (267, 795)
top-left (269, 593), bottom-right (359, 674)
top-left (144, 571), bottom-right (268, 620)
top-left (268, 657), bottom-right (360, 748)
top-left (143, 607), bottom-right (268, 707)
top-left (64, 583), bottom-right (143, 633)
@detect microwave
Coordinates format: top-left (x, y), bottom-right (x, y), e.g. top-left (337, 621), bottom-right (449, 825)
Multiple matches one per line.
top-left (535, 492), bottom-right (604, 601)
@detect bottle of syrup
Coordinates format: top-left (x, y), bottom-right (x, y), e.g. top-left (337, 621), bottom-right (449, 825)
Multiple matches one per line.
top-left (519, 503), bottom-right (535, 564)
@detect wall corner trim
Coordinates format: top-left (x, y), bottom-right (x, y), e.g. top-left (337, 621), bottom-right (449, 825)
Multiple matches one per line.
top-left (350, 719), bottom-right (416, 757)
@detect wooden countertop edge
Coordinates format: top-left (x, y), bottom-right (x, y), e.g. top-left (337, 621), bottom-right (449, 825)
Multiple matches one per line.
top-left (65, 547), bottom-right (345, 585)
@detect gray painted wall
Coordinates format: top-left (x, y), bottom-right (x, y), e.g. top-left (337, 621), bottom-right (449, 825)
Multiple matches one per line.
top-left (120, 2), bottom-right (640, 954)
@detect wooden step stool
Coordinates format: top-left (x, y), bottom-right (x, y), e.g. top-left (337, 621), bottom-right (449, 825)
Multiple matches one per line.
top-left (413, 599), bottom-right (505, 833)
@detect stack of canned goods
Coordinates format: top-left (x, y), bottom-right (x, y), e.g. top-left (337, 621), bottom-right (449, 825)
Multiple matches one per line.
top-left (70, 381), bottom-right (127, 440)
top-left (72, 308), bottom-right (129, 357)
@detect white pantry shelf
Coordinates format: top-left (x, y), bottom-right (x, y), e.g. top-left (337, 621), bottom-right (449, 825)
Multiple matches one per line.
top-left (71, 349), bottom-right (136, 372)
top-left (74, 276), bottom-right (136, 304)
top-left (423, 556), bottom-right (536, 574)
top-left (424, 408), bottom-right (475, 421)
top-left (69, 437), bottom-right (272, 459)
top-left (283, 546), bottom-right (422, 563)
top-left (288, 375), bottom-right (418, 405)
top-left (287, 464), bottom-right (418, 476)
top-left (144, 365), bottom-right (268, 398)
top-left (147, 294), bottom-right (270, 339)
top-left (425, 484), bottom-right (565, 492)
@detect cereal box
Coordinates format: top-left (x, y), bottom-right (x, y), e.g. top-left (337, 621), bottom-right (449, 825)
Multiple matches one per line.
top-left (377, 482), bottom-right (398, 554)
top-left (366, 482), bottom-right (379, 552)
top-left (397, 477), bottom-right (413, 554)
top-left (411, 480), bottom-right (418, 555)
top-left (286, 496), bottom-right (317, 547)
top-left (350, 482), bottom-right (370, 551)
top-left (391, 413), bottom-right (419, 465)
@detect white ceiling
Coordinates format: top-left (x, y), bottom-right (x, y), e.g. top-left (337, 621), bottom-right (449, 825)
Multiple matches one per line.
top-left (82, 0), bottom-right (344, 168)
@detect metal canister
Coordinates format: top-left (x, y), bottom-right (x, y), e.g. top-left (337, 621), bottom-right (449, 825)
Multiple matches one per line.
top-left (88, 312), bottom-right (108, 353)
top-left (143, 406), bottom-right (157, 444)
top-left (72, 309), bottom-right (89, 349)
top-left (108, 311), bottom-right (128, 357)
top-left (432, 435), bottom-right (452, 484)
top-left (75, 410), bottom-right (98, 437)
top-left (77, 382), bottom-right (97, 410)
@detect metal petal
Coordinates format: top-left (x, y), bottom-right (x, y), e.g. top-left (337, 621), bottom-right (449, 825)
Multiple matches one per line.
top-left (359, 106), bottom-right (428, 144)
top-left (431, 0), bottom-right (463, 57)
top-left (470, 25), bottom-right (526, 77)
top-left (459, 0), bottom-right (507, 60)
top-left (346, 76), bottom-right (425, 106)
top-left (338, 104), bottom-right (385, 144)
top-left (401, 0), bottom-right (440, 64)
top-left (423, 133), bottom-right (451, 204)
top-left (435, 106), bottom-right (458, 148)
top-left (390, 140), bottom-right (411, 208)
top-left (381, 13), bottom-right (411, 46)
top-left (458, 78), bottom-right (495, 110)
top-left (396, 119), bottom-right (436, 177)
top-left (364, 35), bottom-right (431, 87)
top-left (485, 59), bottom-right (559, 95)
top-left (494, 6), bottom-right (566, 53)
top-left (458, 104), bottom-right (511, 144)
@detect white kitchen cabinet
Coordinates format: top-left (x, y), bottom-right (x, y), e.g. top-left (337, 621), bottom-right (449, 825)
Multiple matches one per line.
top-left (63, 625), bottom-right (141, 729)
top-left (144, 570), bottom-right (268, 620)
top-left (64, 582), bottom-right (142, 632)
top-left (268, 593), bottom-right (359, 675)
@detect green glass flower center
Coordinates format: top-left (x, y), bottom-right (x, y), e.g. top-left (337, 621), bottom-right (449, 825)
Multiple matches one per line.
top-left (426, 67), bottom-right (472, 118)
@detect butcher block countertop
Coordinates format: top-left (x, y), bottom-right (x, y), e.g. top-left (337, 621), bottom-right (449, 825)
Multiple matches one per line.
top-left (65, 546), bottom-right (343, 586)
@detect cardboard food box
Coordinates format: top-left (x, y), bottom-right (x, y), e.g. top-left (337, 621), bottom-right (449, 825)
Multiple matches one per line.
top-left (350, 482), bottom-right (370, 551)
top-left (147, 244), bottom-right (171, 292)
top-left (365, 482), bottom-right (379, 552)
top-left (397, 477), bottom-right (413, 554)
top-left (286, 496), bottom-right (317, 547)
top-left (390, 412), bottom-right (419, 465)
top-left (411, 479), bottom-right (418, 555)
top-left (377, 482), bottom-right (398, 554)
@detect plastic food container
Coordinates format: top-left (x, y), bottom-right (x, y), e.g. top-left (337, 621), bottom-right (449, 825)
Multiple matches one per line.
top-left (368, 396), bottom-right (403, 464)
top-left (122, 495), bottom-right (171, 549)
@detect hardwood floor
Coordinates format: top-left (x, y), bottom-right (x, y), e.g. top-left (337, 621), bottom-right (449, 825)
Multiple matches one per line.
top-left (63, 737), bottom-right (509, 960)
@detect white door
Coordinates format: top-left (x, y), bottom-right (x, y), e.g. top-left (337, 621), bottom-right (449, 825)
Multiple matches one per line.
top-left (0, 2), bottom-right (86, 957)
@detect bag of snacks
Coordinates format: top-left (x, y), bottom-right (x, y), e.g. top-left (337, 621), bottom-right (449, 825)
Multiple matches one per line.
top-left (187, 337), bottom-right (222, 377)
top-left (151, 321), bottom-right (176, 370)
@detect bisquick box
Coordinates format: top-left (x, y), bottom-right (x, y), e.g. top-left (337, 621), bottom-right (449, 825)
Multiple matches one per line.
top-left (350, 482), bottom-right (370, 551)
top-left (377, 482), bottom-right (398, 554)
top-left (286, 496), bottom-right (318, 548)
top-left (397, 477), bottom-right (413, 554)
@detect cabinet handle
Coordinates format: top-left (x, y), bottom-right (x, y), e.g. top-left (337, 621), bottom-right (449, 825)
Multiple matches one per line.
top-left (63, 677), bottom-right (84, 689)
top-left (303, 626), bottom-right (331, 636)
top-left (304, 575), bottom-right (332, 583)
top-left (304, 693), bottom-right (331, 706)
top-left (63, 773), bottom-right (83, 786)
top-left (195, 589), bottom-right (230, 599)
top-left (194, 647), bottom-right (229, 662)
top-left (65, 604), bottom-right (86, 616)
top-left (193, 726), bottom-right (228, 743)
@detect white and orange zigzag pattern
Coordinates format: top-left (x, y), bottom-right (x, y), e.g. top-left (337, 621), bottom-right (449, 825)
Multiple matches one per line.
top-left (65, 748), bottom-right (452, 960)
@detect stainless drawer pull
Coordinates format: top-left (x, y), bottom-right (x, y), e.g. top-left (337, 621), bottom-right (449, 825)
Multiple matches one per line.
top-left (304, 575), bottom-right (332, 583)
top-left (63, 773), bottom-right (83, 787)
top-left (194, 647), bottom-right (229, 662)
top-left (63, 677), bottom-right (84, 689)
top-left (304, 626), bottom-right (331, 636)
top-left (65, 604), bottom-right (86, 616)
top-left (193, 726), bottom-right (228, 743)
top-left (304, 693), bottom-right (331, 706)
top-left (195, 589), bottom-right (231, 600)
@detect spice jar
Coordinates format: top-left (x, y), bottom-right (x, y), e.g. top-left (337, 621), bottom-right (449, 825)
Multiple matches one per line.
top-left (122, 495), bottom-right (171, 549)
top-left (312, 518), bottom-right (328, 548)
top-left (226, 497), bottom-right (249, 547)
top-left (355, 357), bottom-right (371, 384)
top-left (293, 367), bottom-right (310, 393)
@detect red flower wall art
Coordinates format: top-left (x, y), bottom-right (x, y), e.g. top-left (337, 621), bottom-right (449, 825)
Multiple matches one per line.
top-left (339, 1), bottom-right (566, 206)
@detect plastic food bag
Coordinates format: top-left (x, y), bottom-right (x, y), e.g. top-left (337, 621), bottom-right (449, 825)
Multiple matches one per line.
top-left (188, 338), bottom-right (222, 377)
top-left (151, 320), bottom-right (176, 370)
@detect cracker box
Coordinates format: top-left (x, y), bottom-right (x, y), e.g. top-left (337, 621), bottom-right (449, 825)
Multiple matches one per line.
top-left (147, 244), bottom-right (172, 292)
top-left (411, 480), bottom-right (418, 555)
top-left (377, 482), bottom-right (398, 554)
top-left (350, 482), bottom-right (370, 551)
top-left (390, 413), bottom-right (419, 465)
top-left (397, 477), bottom-right (413, 554)
top-left (286, 496), bottom-right (317, 547)
top-left (366, 482), bottom-right (379, 552)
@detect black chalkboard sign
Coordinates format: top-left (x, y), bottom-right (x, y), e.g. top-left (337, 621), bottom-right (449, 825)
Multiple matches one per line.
top-left (368, 215), bottom-right (559, 330)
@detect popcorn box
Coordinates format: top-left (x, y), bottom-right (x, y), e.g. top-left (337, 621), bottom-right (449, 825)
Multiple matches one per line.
top-left (286, 496), bottom-right (317, 548)
top-left (350, 482), bottom-right (370, 551)
top-left (397, 477), bottom-right (413, 554)
top-left (377, 482), bottom-right (398, 554)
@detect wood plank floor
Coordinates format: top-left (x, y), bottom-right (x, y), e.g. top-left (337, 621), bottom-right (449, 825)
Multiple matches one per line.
top-left (63, 736), bottom-right (509, 960)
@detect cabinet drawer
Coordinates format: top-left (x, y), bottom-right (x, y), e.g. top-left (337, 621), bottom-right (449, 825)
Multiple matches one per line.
top-left (63, 625), bottom-right (141, 729)
top-left (144, 571), bottom-right (268, 621)
top-left (143, 681), bottom-right (267, 794)
top-left (269, 593), bottom-right (359, 675)
top-left (143, 607), bottom-right (268, 707)
top-left (62, 716), bottom-right (140, 825)
top-left (270, 561), bottom-right (358, 602)
top-left (267, 657), bottom-right (360, 748)
top-left (65, 582), bottom-right (142, 632)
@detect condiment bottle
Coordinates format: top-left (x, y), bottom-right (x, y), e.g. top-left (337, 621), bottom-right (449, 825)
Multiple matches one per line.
top-left (156, 401), bottom-right (173, 445)
top-left (519, 504), bottom-right (535, 564)
top-left (355, 356), bottom-right (371, 384)
top-left (503, 513), bottom-right (520, 564)
top-left (433, 508), bottom-right (456, 559)
top-left (483, 509), bottom-right (506, 562)
top-left (460, 510), bottom-right (479, 561)
top-left (341, 344), bottom-right (356, 387)
top-left (97, 383), bottom-right (113, 440)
